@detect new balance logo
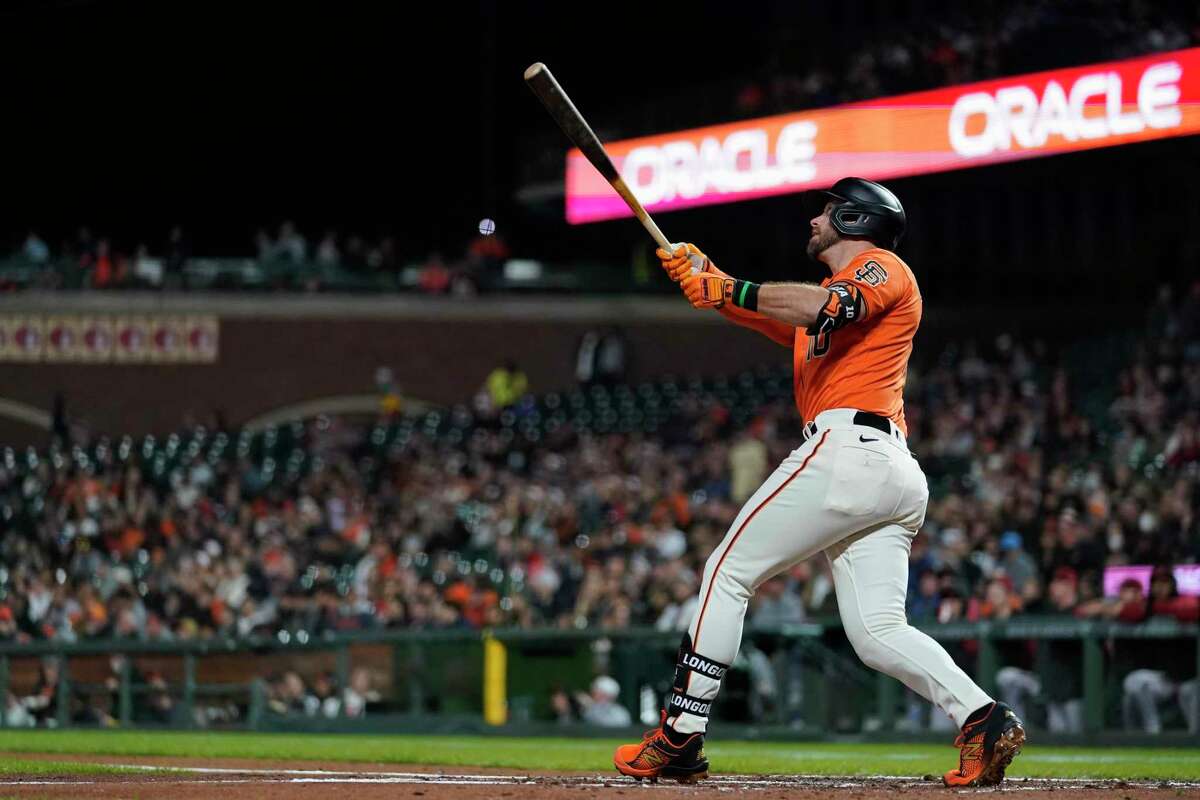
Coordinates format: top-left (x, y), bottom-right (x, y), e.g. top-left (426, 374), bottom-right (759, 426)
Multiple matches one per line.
top-left (682, 654), bottom-right (726, 678)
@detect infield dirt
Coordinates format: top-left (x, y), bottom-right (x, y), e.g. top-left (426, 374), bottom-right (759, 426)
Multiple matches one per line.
top-left (3, 754), bottom-right (1200, 800)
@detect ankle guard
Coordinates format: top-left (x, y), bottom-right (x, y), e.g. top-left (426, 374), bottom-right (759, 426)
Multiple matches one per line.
top-left (668, 634), bottom-right (728, 724)
top-left (667, 691), bottom-right (713, 718)
top-left (672, 633), bottom-right (729, 688)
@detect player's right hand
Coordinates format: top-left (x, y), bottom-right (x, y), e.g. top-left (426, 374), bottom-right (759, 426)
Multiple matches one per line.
top-left (656, 243), bottom-right (714, 283)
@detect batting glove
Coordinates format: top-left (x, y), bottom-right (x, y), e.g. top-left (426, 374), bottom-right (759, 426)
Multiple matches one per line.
top-left (681, 272), bottom-right (734, 309)
top-left (656, 243), bottom-right (715, 283)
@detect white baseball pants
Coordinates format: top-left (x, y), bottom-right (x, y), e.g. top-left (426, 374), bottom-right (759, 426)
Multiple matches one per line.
top-left (671, 408), bottom-right (992, 734)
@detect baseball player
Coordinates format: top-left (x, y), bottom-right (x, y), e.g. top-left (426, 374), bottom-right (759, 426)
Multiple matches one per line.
top-left (613, 178), bottom-right (1025, 787)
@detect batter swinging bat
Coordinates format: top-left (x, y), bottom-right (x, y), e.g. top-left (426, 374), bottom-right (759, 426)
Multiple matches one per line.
top-left (524, 62), bottom-right (677, 255)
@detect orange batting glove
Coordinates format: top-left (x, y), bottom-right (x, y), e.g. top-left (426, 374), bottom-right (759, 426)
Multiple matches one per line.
top-left (656, 243), bottom-right (719, 283)
top-left (681, 272), bottom-right (734, 309)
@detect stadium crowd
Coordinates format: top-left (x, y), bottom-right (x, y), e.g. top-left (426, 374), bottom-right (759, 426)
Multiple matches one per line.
top-left (5, 223), bottom-right (507, 295)
top-left (729, 0), bottom-right (1197, 120)
top-left (1, 282), bottom-right (1198, 731)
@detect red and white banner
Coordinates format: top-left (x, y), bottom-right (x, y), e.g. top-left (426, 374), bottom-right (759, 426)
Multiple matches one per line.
top-left (79, 316), bottom-right (115, 362)
top-left (0, 315), bottom-right (219, 363)
top-left (7, 316), bottom-right (44, 362)
top-left (181, 316), bottom-right (220, 363)
top-left (566, 48), bottom-right (1200, 223)
top-left (44, 316), bottom-right (82, 362)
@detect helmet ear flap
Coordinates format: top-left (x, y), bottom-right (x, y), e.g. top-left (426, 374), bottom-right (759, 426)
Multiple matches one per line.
top-left (829, 204), bottom-right (863, 238)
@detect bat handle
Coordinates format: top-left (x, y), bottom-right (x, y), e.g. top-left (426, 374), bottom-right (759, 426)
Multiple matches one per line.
top-left (639, 216), bottom-right (673, 254)
top-left (628, 188), bottom-right (704, 276)
top-left (640, 218), bottom-right (701, 276)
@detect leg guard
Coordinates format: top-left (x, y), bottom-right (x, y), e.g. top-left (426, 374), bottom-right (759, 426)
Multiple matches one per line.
top-left (667, 633), bottom-right (729, 735)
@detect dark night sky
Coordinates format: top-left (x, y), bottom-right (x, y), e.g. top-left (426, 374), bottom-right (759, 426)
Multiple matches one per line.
top-left (2, 0), bottom-right (1197, 302)
top-left (0, 0), bottom-right (787, 257)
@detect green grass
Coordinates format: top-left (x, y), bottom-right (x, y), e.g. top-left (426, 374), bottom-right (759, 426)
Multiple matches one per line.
top-left (1, 730), bottom-right (1198, 781)
top-left (0, 759), bottom-right (154, 777)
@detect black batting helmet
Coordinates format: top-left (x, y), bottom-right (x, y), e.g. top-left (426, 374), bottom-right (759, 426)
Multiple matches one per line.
top-left (821, 177), bottom-right (906, 249)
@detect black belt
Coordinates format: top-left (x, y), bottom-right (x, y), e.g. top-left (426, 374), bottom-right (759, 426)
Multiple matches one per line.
top-left (852, 410), bottom-right (893, 436)
top-left (802, 410), bottom-right (900, 442)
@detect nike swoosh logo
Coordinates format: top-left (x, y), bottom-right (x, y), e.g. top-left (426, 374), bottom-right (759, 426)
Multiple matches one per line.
top-left (859, 435), bottom-right (879, 442)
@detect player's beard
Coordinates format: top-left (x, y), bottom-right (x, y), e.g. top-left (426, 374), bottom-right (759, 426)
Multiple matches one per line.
top-left (806, 227), bottom-right (837, 259)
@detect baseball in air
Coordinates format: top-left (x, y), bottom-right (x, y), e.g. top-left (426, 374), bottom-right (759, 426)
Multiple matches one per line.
top-left (478, 218), bottom-right (496, 236)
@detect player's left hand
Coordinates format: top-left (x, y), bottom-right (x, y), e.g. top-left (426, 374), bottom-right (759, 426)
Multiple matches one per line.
top-left (681, 272), bottom-right (734, 309)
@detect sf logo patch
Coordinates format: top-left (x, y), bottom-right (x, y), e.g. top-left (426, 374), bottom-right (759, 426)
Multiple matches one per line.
top-left (854, 260), bottom-right (888, 286)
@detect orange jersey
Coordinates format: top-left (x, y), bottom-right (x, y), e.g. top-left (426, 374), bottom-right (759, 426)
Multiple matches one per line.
top-left (793, 248), bottom-right (921, 434)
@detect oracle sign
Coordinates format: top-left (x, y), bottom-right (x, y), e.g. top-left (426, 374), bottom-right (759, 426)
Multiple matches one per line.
top-left (949, 63), bottom-right (1182, 156)
top-left (565, 48), bottom-right (1200, 223)
top-left (622, 121), bottom-right (817, 205)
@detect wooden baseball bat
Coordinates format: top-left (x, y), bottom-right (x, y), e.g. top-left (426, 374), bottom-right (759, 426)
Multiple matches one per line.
top-left (524, 62), bottom-right (676, 254)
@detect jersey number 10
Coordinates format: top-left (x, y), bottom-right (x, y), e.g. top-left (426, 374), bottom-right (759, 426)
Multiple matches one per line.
top-left (806, 316), bottom-right (835, 360)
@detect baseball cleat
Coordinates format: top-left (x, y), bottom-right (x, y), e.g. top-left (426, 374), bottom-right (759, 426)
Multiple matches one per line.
top-left (613, 711), bottom-right (709, 784)
top-left (943, 702), bottom-right (1026, 787)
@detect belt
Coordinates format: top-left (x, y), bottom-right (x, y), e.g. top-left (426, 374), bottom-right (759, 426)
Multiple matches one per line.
top-left (801, 409), bottom-right (905, 445)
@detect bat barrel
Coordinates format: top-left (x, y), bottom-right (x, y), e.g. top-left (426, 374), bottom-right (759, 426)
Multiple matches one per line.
top-left (524, 62), bottom-right (674, 252)
top-left (523, 62), bottom-right (620, 182)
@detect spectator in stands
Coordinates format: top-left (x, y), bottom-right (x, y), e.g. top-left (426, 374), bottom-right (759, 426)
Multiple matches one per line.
top-left (996, 531), bottom-right (1040, 606)
top-left (655, 576), bottom-right (699, 632)
top-left (376, 236), bottom-right (399, 274)
top-left (908, 569), bottom-right (941, 623)
top-left (970, 576), bottom-right (1021, 621)
top-left (316, 231), bottom-right (341, 267)
top-left (101, 654), bottom-right (173, 725)
top-left (254, 228), bottom-right (277, 261)
top-left (341, 235), bottom-right (367, 271)
top-left (22, 231), bottom-right (49, 264)
top-left (417, 251), bottom-right (451, 294)
top-left (576, 675), bottom-right (632, 728)
top-left (573, 328), bottom-right (629, 388)
top-left (23, 658), bottom-right (60, 726)
top-left (4, 691), bottom-right (34, 727)
top-left (1044, 507), bottom-right (1105, 578)
top-left (73, 226), bottom-right (96, 272)
top-left (310, 672), bottom-right (342, 718)
top-left (484, 359), bottom-right (528, 409)
top-left (131, 244), bottom-right (164, 287)
top-left (276, 221), bottom-right (308, 263)
top-left (89, 238), bottom-right (116, 288)
top-left (728, 419), bottom-right (769, 505)
top-left (596, 327), bottom-right (629, 386)
top-left (1119, 567), bottom-right (1200, 734)
top-left (342, 668), bottom-right (379, 718)
top-left (0, 605), bottom-right (18, 642)
top-left (751, 574), bottom-right (805, 628)
top-left (466, 228), bottom-right (509, 274)
top-left (268, 670), bottom-right (316, 716)
top-left (995, 567), bottom-right (1085, 733)
top-left (164, 226), bottom-right (189, 288)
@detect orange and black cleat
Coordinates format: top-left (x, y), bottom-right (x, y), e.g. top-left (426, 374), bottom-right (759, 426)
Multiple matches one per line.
top-left (613, 712), bottom-right (709, 784)
top-left (943, 702), bottom-right (1027, 787)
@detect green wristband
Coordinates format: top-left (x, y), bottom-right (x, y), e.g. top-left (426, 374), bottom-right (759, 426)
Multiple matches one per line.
top-left (732, 280), bottom-right (760, 312)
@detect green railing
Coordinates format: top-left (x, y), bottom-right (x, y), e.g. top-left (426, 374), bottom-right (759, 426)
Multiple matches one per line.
top-left (1, 619), bottom-right (1195, 739)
